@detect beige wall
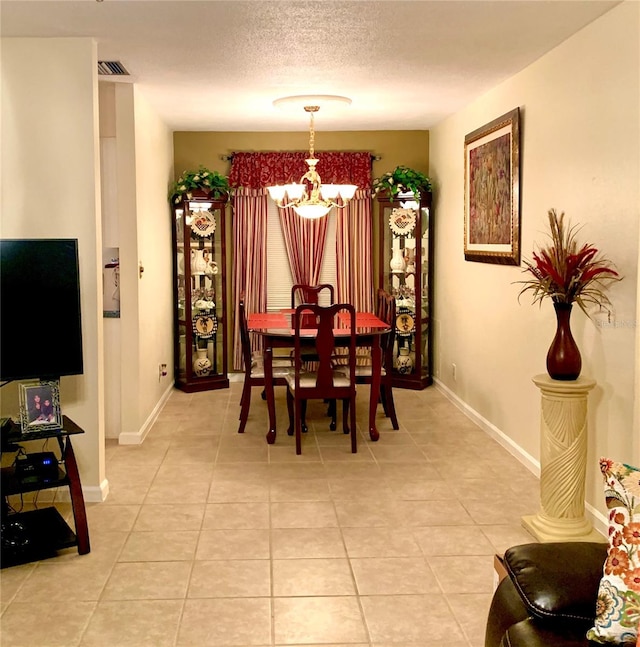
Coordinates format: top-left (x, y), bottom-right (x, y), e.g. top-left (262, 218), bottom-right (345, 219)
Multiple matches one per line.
top-left (132, 87), bottom-right (175, 431)
top-left (173, 130), bottom-right (430, 187)
top-left (429, 1), bottom-right (639, 527)
top-left (0, 37), bottom-right (106, 498)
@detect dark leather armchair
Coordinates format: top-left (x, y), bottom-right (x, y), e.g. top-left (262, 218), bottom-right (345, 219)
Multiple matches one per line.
top-left (485, 542), bottom-right (609, 647)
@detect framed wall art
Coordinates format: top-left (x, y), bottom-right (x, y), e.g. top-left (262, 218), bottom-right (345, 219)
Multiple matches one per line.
top-left (19, 379), bottom-right (63, 432)
top-left (464, 107), bottom-right (521, 265)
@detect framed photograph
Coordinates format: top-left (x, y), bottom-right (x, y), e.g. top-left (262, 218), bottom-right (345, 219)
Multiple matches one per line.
top-left (19, 380), bottom-right (62, 432)
top-left (464, 107), bottom-right (521, 265)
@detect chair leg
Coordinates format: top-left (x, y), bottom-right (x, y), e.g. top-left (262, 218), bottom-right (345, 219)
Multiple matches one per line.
top-left (383, 384), bottom-right (399, 430)
top-left (301, 400), bottom-right (308, 434)
top-left (327, 399), bottom-right (337, 431)
top-left (349, 394), bottom-right (357, 453)
top-left (286, 389), bottom-right (294, 436)
top-left (238, 380), bottom-right (252, 433)
top-left (294, 397), bottom-right (302, 455)
top-left (342, 398), bottom-right (350, 434)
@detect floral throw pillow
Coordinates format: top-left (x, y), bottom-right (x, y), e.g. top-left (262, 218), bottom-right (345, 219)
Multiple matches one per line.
top-left (587, 458), bottom-right (640, 644)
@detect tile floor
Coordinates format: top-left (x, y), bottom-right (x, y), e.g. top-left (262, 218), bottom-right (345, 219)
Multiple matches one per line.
top-left (0, 381), bottom-right (539, 647)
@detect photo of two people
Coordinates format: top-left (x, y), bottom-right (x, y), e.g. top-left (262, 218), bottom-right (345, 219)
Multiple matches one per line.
top-left (19, 381), bottom-right (62, 432)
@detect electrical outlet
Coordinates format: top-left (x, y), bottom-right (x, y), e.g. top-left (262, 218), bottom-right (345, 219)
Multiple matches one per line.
top-left (452, 363), bottom-right (457, 381)
top-left (159, 363), bottom-right (168, 380)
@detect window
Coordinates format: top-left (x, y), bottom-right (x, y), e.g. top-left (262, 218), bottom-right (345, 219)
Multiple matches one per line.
top-left (266, 201), bottom-right (337, 310)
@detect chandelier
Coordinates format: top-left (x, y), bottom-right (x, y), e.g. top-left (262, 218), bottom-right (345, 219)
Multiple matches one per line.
top-left (267, 105), bottom-right (358, 219)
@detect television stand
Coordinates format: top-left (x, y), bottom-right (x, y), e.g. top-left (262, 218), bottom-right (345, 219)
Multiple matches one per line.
top-left (1, 416), bottom-right (90, 568)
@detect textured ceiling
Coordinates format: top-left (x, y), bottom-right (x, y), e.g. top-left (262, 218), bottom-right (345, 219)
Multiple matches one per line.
top-left (1, 0), bottom-right (620, 131)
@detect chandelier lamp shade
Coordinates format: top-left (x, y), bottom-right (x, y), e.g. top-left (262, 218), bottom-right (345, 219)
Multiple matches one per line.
top-left (267, 105), bottom-right (357, 219)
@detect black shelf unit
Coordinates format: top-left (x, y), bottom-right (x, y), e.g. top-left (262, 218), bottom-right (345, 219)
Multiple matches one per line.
top-left (1, 416), bottom-right (90, 568)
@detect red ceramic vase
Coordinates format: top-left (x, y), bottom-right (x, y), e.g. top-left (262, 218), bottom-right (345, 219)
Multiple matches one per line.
top-left (546, 302), bottom-right (582, 380)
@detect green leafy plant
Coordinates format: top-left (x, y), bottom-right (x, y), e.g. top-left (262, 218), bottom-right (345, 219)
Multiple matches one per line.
top-left (372, 166), bottom-right (433, 199)
top-left (516, 209), bottom-right (621, 315)
top-left (169, 166), bottom-right (229, 204)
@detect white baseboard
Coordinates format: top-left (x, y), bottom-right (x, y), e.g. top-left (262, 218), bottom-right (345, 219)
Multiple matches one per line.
top-left (433, 378), bottom-right (607, 538)
top-left (117, 383), bottom-right (174, 445)
top-left (57, 478), bottom-right (110, 504)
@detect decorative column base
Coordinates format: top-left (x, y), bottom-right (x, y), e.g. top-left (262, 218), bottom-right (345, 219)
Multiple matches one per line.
top-left (522, 374), bottom-right (604, 544)
top-left (522, 512), bottom-right (603, 543)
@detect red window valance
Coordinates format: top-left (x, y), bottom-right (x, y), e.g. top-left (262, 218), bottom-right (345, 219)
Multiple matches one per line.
top-left (228, 151), bottom-right (372, 190)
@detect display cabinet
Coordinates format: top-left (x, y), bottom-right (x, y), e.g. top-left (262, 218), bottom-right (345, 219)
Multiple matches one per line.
top-left (377, 191), bottom-right (434, 389)
top-left (171, 194), bottom-right (229, 392)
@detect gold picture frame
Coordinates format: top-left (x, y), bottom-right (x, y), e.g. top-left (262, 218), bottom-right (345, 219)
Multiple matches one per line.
top-left (464, 108), bottom-right (521, 265)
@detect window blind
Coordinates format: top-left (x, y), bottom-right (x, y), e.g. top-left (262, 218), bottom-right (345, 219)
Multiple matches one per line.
top-left (266, 201), bottom-right (337, 310)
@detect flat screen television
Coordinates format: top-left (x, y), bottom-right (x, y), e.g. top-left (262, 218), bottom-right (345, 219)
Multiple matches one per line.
top-left (0, 239), bottom-right (84, 382)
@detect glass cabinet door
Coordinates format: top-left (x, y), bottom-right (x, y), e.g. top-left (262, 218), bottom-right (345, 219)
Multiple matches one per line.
top-left (172, 195), bottom-right (229, 392)
top-left (378, 191), bottom-right (433, 389)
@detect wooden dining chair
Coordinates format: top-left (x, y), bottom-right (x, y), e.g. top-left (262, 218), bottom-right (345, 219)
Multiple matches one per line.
top-left (285, 303), bottom-right (358, 455)
top-left (237, 297), bottom-right (291, 434)
top-left (290, 283), bottom-right (335, 308)
top-left (355, 289), bottom-right (399, 429)
top-left (332, 289), bottom-right (399, 429)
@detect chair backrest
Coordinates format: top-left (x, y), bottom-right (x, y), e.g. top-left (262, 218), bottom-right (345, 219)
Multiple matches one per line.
top-left (292, 303), bottom-right (356, 394)
top-left (238, 296), bottom-right (252, 373)
top-left (291, 284), bottom-right (335, 308)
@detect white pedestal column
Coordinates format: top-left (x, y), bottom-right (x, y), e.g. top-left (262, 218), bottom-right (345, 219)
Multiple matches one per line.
top-left (522, 374), bottom-right (603, 543)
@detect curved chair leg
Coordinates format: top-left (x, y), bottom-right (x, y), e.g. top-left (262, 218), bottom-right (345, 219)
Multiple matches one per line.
top-left (238, 380), bottom-right (252, 433)
top-left (383, 384), bottom-right (399, 430)
top-left (327, 399), bottom-right (337, 431)
top-left (342, 398), bottom-right (350, 434)
top-left (301, 400), bottom-right (308, 434)
top-left (286, 389), bottom-right (294, 436)
top-left (294, 398), bottom-right (303, 455)
top-left (349, 394), bottom-right (357, 453)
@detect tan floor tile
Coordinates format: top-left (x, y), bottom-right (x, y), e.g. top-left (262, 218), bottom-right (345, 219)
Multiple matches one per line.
top-left (361, 594), bottom-right (466, 643)
top-left (270, 501), bottom-right (338, 528)
top-left (85, 504), bottom-right (140, 533)
top-left (102, 561), bottom-right (191, 599)
top-left (447, 592), bottom-right (494, 647)
top-left (318, 444), bottom-right (375, 461)
top-left (208, 478), bottom-right (270, 502)
top-left (273, 558), bottom-right (355, 595)
top-left (203, 502), bottom-right (270, 529)
top-left (1, 600), bottom-right (96, 647)
top-left (334, 500), bottom-right (396, 527)
top-left (351, 556), bottom-right (438, 594)
top-left (177, 598), bottom-right (271, 646)
top-left (393, 500), bottom-right (476, 527)
top-left (413, 526), bottom-right (496, 556)
top-left (144, 479), bottom-right (211, 504)
top-left (12, 558), bottom-right (113, 602)
top-left (274, 596), bottom-right (368, 644)
top-left (480, 524), bottom-right (538, 555)
top-left (80, 599), bottom-right (182, 646)
top-left (188, 559), bottom-right (270, 597)
top-left (0, 563), bottom-right (35, 611)
top-left (133, 503), bottom-right (205, 531)
top-left (216, 445), bottom-right (269, 463)
top-left (119, 531), bottom-right (199, 561)
top-left (427, 554), bottom-right (495, 593)
top-left (196, 529), bottom-right (270, 559)
top-left (328, 477), bottom-right (395, 501)
top-left (342, 526), bottom-right (422, 557)
top-left (271, 527), bottom-right (347, 559)
top-left (270, 478), bottom-right (331, 501)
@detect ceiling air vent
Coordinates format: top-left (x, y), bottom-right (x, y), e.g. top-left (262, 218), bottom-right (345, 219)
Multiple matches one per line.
top-left (98, 61), bottom-right (129, 76)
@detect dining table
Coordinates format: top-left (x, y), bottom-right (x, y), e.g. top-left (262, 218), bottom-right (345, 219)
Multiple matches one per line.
top-left (247, 309), bottom-right (391, 445)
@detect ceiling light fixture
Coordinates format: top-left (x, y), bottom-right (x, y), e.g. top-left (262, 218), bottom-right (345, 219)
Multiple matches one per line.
top-left (267, 104), bottom-right (357, 219)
